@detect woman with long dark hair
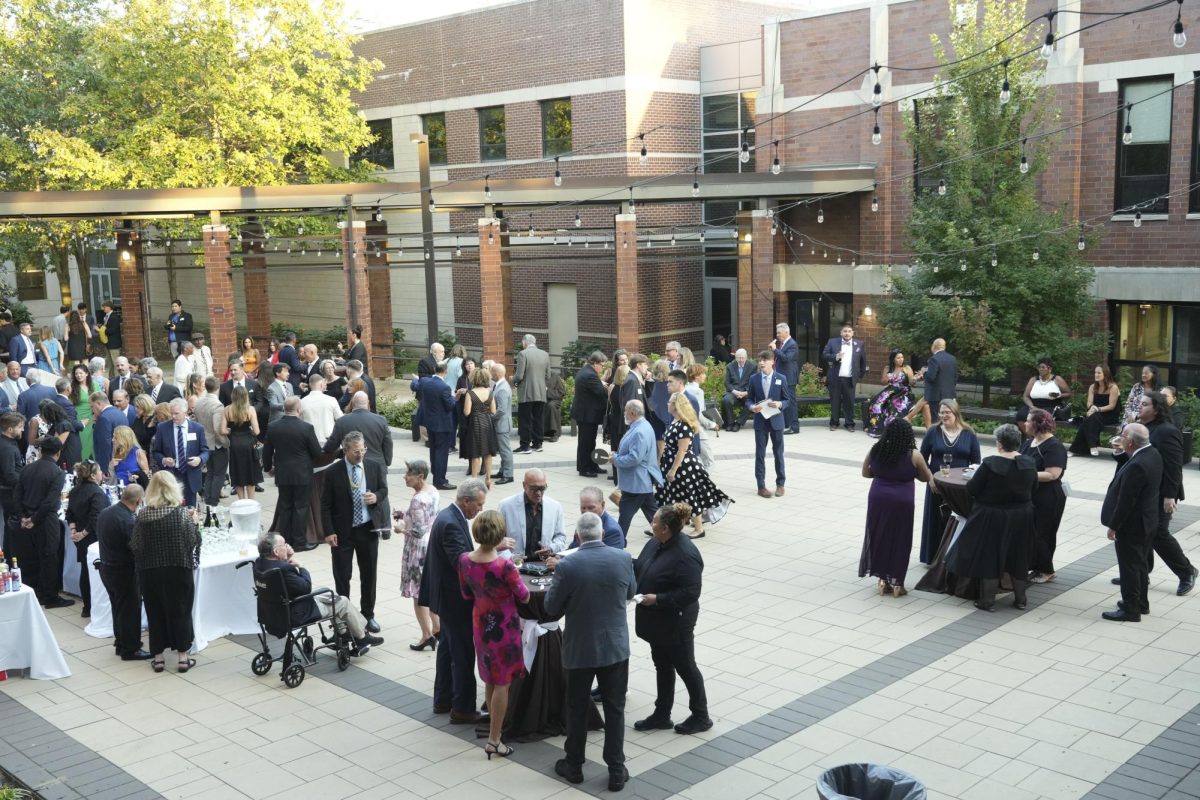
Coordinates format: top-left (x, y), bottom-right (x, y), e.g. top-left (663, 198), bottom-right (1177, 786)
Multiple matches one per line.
top-left (859, 419), bottom-right (936, 597)
top-left (39, 399), bottom-right (81, 471)
top-left (69, 363), bottom-right (97, 460)
top-left (66, 460), bottom-right (107, 617)
top-left (65, 308), bottom-right (91, 365)
top-left (1121, 364), bottom-right (1162, 429)
top-left (865, 350), bottom-right (916, 437)
top-left (1069, 365), bottom-right (1121, 457)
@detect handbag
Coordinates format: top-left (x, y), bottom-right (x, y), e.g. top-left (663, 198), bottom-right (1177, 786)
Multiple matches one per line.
top-left (1052, 402), bottom-right (1072, 422)
top-left (702, 404), bottom-right (723, 429)
top-left (97, 325), bottom-right (108, 344)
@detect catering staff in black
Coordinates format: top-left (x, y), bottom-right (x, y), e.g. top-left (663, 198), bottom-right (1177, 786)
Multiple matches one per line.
top-left (66, 460), bottom-right (107, 618)
top-left (1102, 423), bottom-right (1163, 621)
top-left (633, 501), bottom-right (712, 735)
top-left (15, 436), bottom-right (71, 607)
top-left (572, 351), bottom-right (609, 478)
top-left (322, 431), bottom-right (388, 633)
top-left (0, 411), bottom-right (25, 548)
top-left (95, 483), bottom-right (151, 660)
top-left (263, 396), bottom-right (323, 552)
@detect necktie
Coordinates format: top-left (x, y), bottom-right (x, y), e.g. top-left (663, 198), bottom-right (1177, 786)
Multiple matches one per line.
top-left (152, 384), bottom-right (160, 400)
top-left (176, 424), bottom-right (186, 469)
top-left (351, 464), bottom-right (366, 526)
top-left (763, 374), bottom-right (770, 399)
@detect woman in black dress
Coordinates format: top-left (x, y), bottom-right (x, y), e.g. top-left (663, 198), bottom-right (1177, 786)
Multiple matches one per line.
top-left (1020, 409), bottom-right (1068, 584)
top-left (460, 366), bottom-right (496, 484)
top-left (633, 501), bottom-right (712, 736)
top-left (223, 385), bottom-right (262, 500)
top-left (130, 394), bottom-right (157, 453)
top-left (65, 308), bottom-right (91, 365)
top-left (66, 460), bottom-right (108, 617)
top-left (655, 392), bottom-right (732, 538)
top-left (1069, 365), bottom-right (1121, 457)
top-left (321, 359), bottom-right (346, 401)
top-left (948, 424), bottom-right (1037, 611)
top-left (454, 358), bottom-right (476, 454)
top-left (39, 399), bottom-right (81, 471)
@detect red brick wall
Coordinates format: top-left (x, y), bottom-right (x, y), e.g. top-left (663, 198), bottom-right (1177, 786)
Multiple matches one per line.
top-left (202, 226), bottom-right (237, 360)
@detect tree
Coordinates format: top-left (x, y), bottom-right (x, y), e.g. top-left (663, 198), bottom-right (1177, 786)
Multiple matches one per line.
top-left (878, 0), bottom-right (1104, 404)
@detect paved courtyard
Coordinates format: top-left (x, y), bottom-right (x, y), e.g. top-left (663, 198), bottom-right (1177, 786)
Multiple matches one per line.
top-left (3, 421), bottom-right (1200, 800)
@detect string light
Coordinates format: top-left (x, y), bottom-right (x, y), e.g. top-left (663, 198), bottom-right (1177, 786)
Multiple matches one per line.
top-left (871, 62), bottom-right (883, 107)
top-left (871, 107), bottom-right (882, 145)
top-left (574, 212), bottom-right (581, 227)
top-left (455, 237), bottom-right (462, 256)
top-left (817, 204), bottom-right (825, 224)
top-left (871, 196), bottom-right (879, 213)
top-left (692, 167), bottom-right (700, 197)
top-left (960, 259), bottom-right (967, 271)
top-left (638, 133), bottom-right (648, 165)
top-left (553, 157), bottom-right (562, 186)
top-left (1041, 11), bottom-right (1056, 59)
top-left (121, 250), bottom-right (131, 261)
top-left (700, 230), bottom-right (706, 243)
top-left (671, 233), bottom-right (676, 246)
top-left (429, 194), bottom-right (437, 213)
top-left (1134, 211), bottom-right (1143, 227)
top-left (1175, 0), bottom-right (1188, 47)
top-left (1032, 247), bottom-right (1040, 261)
top-left (484, 175), bottom-right (492, 200)
top-left (771, 140), bottom-right (781, 175)
top-left (739, 129), bottom-right (750, 163)
top-left (1123, 103), bottom-right (1134, 144)
top-left (771, 222), bottom-right (777, 236)
top-left (991, 250), bottom-right (998, 266)
top-left (999, 59), bottom-right (1011, 105)
top-left (373, 206), bottom-right (383, 222)
top-left (1078, 233), bottom-right (1086, 250)
top-left (488, 231), bottom-right (495, 246)
top-left (937, 179), bottom-right (947, 196)
top-left (1020, 138), bottom-right (1029, 174)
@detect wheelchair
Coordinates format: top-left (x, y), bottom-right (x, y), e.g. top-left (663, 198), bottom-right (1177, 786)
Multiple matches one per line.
top-left (236, 561), bottom-right (353, 688)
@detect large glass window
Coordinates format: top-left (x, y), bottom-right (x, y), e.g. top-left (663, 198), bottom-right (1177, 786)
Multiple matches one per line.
top-left (16, 260), bottom-right (46, 300)
top-left (479, 106), bottom-right (506, 162)
top-left (1117, 77), bottom-right (1172, 213)
top-left (702, 92), bottom-right (756, 173)
top-left (422, 113), bottom-right (447, 165)
top-left (352, 119), bottom-right (394, 170)
top-left (1110, 301), bottom-right (1200, 387)
top-left (541, 98), bottom-right (572, 156)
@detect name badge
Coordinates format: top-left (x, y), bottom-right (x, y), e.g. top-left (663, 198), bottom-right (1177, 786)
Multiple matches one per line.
top-left (774, 378), bottom-right (782, 385)
top-left (186, 432), bottom-right (198, 442)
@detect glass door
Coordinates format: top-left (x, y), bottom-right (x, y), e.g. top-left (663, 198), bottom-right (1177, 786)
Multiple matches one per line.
top-left (790, 293), bottom-right (852, 368)
top-left (704, 278), bottom-right (737, 352)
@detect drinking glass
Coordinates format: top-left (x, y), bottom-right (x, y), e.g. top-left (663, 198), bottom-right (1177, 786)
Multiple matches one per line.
top-left (512, 554), bottom-right (525, 569)
top-left (941, 453), bottom-right (953, 476)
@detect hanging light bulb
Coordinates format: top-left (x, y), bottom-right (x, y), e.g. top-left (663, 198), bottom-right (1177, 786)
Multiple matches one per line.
top-left (937, 179), bottom-right (947, 196)
top-left (767, 208), bottom-right (775, 219)
top-left (1041, 12), bottom-right (1056, 59)
top-left (1174, 0), bottom-right (1188, 48)
top-left (871, 63), bottom-right (883, 107)
top-left (1032, 247), bottom-right (1040, 261)
top-left (316, 249), bottom-right (322, 257)
top-left (1134, 211), bottom-right (1143, 227)
top-left (837, 254), bottom-right (842, 263)
top-left (699, 230), bottom-right (706, 243)
top-left (739, 129), bottom-right (750, 164)
top-left (872, 108), bottom-right (882, 145)
top-left (484, 175), bottom-right (492, 201)
top-left (553, 157), bottom-right (562, 187)
top-left (298, 224), bottom-right (304, 235)
top-left (960, 260), bottom-right (967, 272)
top-left (1000, 59), bottom-right (1011, 105)
top-left (574, 212), bottom-right (582, 228)
top-left (692, 167), bottom-right (700, 197)
top-left (771, 223), bottom-right (777, 236)
top-left (670, 234), bottom-right (676, 246)
top-left (301, 246), bottom-right (307, 256)
top-left (121, 250), bottom-right (131, 261)
top-left (1123, 103), bottom-right (1134, 144)
top-left (991, 251), bottom-right (998, 266)
top-left (1078, 234), bottom-right (1086, 250)
top-left (429, 194), bottom-right (437, 213)
top-left (604, 238), bottom-right (610, 249)
top-left (373, 206), bottom-right (382, 222)
top-left (1020, 154), bottom-right (1029, 174)
top-left (871, 196), bottom-right (879, 213)
top-left (638, 133), bottom-right (648, 165)
top-left (933, 265), bottom-right (939, 273)
top-left (817, 205), bottom-right (825, 224)
top-left (487, 231), bottom-right (494, 246)
top-left (771, 139), bottom-right (781, 175)
top-left (455, 237), bottom-right (462, 257)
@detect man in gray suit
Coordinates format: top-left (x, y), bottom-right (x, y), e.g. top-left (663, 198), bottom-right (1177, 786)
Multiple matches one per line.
top-left (267, 363), bottom-right (293, 425)
top-left (545, 512), bottom-right (636, 792)
top-left (489, 363), bottom-right (514, 484)
top-left (513, 333), bottom-right (549, 454)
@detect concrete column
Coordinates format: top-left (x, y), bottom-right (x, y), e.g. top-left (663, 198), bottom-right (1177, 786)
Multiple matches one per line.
top-left (240, 221), bottom-right (271, 347)
top-left (365, 220), bottom-right (394, 378)
top-left (202, 225), bottom-right (237, 361)
top-left (116, 231), bottom-right (147, 359)
top-left (478, 217), bottom-right (512, 365)
top-left (339, 221), bottom-right (372, 368)
top-left (614, 214), bottom-right (639, 353)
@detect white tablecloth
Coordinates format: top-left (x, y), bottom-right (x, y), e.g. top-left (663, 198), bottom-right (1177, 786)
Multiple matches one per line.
top-left (62, 521), bottom-right (81, 597)
top-left (0, 585), bottom-right (71, 679)
top-left (84, 545), bottom-right (258, 652)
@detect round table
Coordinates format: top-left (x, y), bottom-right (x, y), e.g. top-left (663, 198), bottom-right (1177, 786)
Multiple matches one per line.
top-left (915, 468), bottom-right (974, 595)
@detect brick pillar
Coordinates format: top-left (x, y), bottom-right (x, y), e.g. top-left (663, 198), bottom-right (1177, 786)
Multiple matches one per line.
top-left (241, 221), bottom-right (271, 347)
top-left (365, 220), bottom-right (394, 378)
top-left (116, 231), bottom-right (147, 359)
top-left (203, 225), bottom-right (237, 360)
top-left (737, 210), bottom-right (774, 353)
top-left (614, 214), bottom-right (639, 352)
top-left (340, 221), bottom-right (372, 366)
top-left (478, 218), bottom-right (512, 365)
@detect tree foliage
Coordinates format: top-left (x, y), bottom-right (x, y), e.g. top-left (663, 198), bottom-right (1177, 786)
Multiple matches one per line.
top-left (878, 0), bottom-right (1105, 394)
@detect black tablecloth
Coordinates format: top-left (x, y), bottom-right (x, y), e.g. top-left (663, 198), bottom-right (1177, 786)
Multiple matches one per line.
top-left (267, 454), bottom-right (337, 545)
top-left (916, 468), bottom-right (975, 596)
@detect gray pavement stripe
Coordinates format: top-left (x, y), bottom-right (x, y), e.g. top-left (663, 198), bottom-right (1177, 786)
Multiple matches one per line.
top-left (1080, 706), bottom-right (1200, 800)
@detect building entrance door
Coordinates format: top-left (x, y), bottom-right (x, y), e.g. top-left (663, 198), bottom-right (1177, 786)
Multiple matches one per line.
top-left (789, 293), bottom-right (852, 368)
top-left (704, 278), bottom-right (738, 352)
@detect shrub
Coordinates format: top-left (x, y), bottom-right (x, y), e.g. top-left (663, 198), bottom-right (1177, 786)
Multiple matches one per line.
top-left (270, 321), bottom-right (346, 353)
top-left (796, 362), bottom-right (825, 395)
top-left (560, 339), bottom-right (606, 372)
top-left (560, 375), bottom-right (575, 422)
top-left (378, 397), bottom-right (417, 430)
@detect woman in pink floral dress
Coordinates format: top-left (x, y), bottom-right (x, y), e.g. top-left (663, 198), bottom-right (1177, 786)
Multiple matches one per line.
top-left (458, 510), bottom-right (530, 759)
top-left (394, 460), bottom-right (440, 651)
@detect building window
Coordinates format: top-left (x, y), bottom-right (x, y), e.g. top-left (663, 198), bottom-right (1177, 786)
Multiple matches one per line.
top-left (479, 106), bottom-right (506, 162)
top-left (1110, 301), bottom-right (1200, 387)
top-left (1117, 77), bottom-right (1172, 214)
top-left (352, 119), bottom-right (395, 170)
top-left (422, 113), bottom-right (447, 165)
top-left (912, 98), bottom-right (948, 195)
top-left (702, 92), bottom-right (756, 173)
top-left (541, 98), bottom-right (572, 156)
top-left (16, 261), bottom-right (46, 301)
top-left (1190, 76), bottom-right (1200, 212)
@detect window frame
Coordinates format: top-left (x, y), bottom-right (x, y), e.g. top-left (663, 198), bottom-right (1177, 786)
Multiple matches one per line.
top-left (1190, 74), bottom-right (1200, 212)
top-left (352, 119), bottom-right (395, 170)
top-left (701, 91), bottom-right (756, 174)
top-left (421, 113), bottom-right (447, 166)
top-left (540, 98), bottom-right (572, 157)
top-left (478, 106), bottom-right (507, 162)
top-left (1115, 75), bottom-right (1172, 214)
top-left (15, 261), bottom-right (47, 301)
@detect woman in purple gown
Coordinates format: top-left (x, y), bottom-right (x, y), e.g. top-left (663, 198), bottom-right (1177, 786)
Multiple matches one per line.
top-left (859, 419), bottom-right (936, 597)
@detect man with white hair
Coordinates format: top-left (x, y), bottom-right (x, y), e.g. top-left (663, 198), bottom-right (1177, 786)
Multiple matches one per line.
top-left (0, 360), bottom-right (29, 410)
top-left (769, 322), bottom-right (800, 435)
top-left (145, 366), bottom-right (181, 403)
top-left (489, 362), bottom-right (514, 484)
top-left (1101, 422), bottom-right (1163, 623)
top-left (664, 341), bottom-right (682, 371)
top-left (612, 400), bottom-right (662, 537)
top-left (150, 397), bottom-right (209, 506)
top-left (174, 340), bottom-right (195, 392)
top-left (722, 348), bottom-right (752, 432)
top-left (513, 333), bottom-right (549, 454)
top-left (16, 369), bottom-right (55, 431)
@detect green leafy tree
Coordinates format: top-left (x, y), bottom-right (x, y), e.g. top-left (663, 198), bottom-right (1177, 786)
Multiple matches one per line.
top-left (878, 0), bottom-right (1104, 403)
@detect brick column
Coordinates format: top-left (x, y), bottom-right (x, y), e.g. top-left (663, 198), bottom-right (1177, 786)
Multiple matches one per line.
top-left (116, 230), bottom-right (147, 359)
top-left (365, 220), bottom-right (394, 378)
top-left (737, 210), bottom-right (774, 353)
top-left (614, 214), bottom-right (639, 352)
top-left (340, 221), bottom-right (372, 365)
top-left (240, 221), bottom-right (271, 346)
top-left (478, 217), bottom-right (512, 365)
top-left (203, 225), bottom-right (237, 360)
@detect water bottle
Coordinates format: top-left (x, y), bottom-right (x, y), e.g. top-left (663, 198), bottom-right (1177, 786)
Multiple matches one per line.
top-left (10, 559), bottom-right (21, 591)
top-left (0, 566), bottom-right (8, 594)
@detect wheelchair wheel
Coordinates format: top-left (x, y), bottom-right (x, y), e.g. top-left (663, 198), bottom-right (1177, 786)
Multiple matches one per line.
top-left (282, 663), bottom-right (305, 688)
top-left (336, 647), bottom-right (351, 672)
top-left (250, 653), bottom-right (273, 676)
top-left (300, 635), bottom-right (315, 661)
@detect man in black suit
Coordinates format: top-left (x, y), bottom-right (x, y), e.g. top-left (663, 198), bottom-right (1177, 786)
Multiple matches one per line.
top-left (264, 397), bottom-right (324, 552)
top-left (0, 311), bottom-right (16, 360)
top-left (218, 359), bottom-right (264, 409)
top-left (324, 392), bottom-right (393, 474)
top-left (99, 300), bottom-right (122, 372)
top-left (107, 356), bottom-right (134, 404)
top-left (144, 367), bottom-right (181, 404)
top-left (422, 478), bottom-right (488, 723)
top-left (165, 299), bottom-right (193, 359)
top-left (277, 331), bottom-right (304, 392)
top-left (722, 348), bottom-right (753, 432)
top-left (1101, 423), bottom-right (1164, 622)
top-left (572, 351), bottom-right (609, 477)
top-left (821, 324), bottom-right (868, 432)
top-left (95, 483), bottom-right (151, 660)
top-left (920, 338), bottom-right (958, 427)
top-left (344, 360), bottom-right (376, 412)
top-left (15, 436), bottom-right (72, 608)
top-left (409, 366), bottom-right (456, 489)
top-left (150, 398), bottom-right (209, 506)
top-left (344, 325), bottom-right (368, 373)
top-left (412, 342), bottom-right (444, 442)
top-left (321, 431), bottom-right (389, 632)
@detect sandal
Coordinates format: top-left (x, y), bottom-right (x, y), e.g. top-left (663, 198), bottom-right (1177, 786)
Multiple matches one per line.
top-left (177, 658), bottom-right (196, 673)
top-left (152, 658), bottom-right (165, 673)
top-left (485, 740), bottom-right (514, 760)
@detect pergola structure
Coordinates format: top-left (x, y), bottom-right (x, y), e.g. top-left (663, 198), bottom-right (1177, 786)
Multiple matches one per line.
top-left (0, 166), bottom-right (875, 373)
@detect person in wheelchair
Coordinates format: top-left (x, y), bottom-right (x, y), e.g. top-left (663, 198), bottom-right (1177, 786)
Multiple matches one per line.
top-left (254, 533), bottom-right (383, 656)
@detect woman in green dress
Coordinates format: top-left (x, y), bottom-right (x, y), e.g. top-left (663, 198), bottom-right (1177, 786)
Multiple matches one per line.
top-left (70, 363), bottom-right (100, 461)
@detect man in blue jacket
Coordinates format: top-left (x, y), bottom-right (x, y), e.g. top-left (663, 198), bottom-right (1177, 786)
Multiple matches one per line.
top-left (90, 392), bottom-right (130, 480)
top-left (747, 350), bottom-right (789, 497)
top-left (411, 361), bottom-right (456, 490)
top-left (150, 399), bottom-right (209, 506)
top-left (612, 400), bottom-right (662, 538)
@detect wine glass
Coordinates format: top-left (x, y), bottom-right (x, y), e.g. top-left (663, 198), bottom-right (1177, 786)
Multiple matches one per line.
top-left (941, 453), bottom-right (953, 476)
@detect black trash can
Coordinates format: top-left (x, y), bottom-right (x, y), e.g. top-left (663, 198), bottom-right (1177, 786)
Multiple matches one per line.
top-left (816, 763), bottom-right (927, 800)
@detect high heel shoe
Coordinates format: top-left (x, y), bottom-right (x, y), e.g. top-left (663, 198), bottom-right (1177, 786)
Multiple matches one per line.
top-left (878, 579), bottom-right (889, 596)
top-left (892, 585), bottom-right (907, 598)
top-left (485, 740), bottom-right (514, 760)
top-left (409, 636), bottom-right (437, 651)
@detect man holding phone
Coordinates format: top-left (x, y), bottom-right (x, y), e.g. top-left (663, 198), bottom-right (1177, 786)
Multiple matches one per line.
top-left (497, 468), bottom-right (567, 561)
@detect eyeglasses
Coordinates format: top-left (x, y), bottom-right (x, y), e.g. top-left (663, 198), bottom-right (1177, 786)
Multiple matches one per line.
top-left (528, 485), bottom-right (548, 493)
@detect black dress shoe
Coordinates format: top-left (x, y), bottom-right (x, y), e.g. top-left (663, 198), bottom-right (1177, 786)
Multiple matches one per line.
top-left (973, 601), bottom-right (995, 612)
top-left (435, 482), bottom-right (457, 491)
top-left (783, 430), bottom-right (798, 435)
top-left (514, 447), bottom-right (533, 455)
top-left (491, 471), bottom-right (503, 479)
top-left (554, 759), bottom-right (584, 784)
top-left (365, 618), bottom-right (381, 634)
top-left (495, 477), bottom-right (513, 485)
top-left (450, 710), bottom-right (488, 724)
top-left (433, 704), bottom-right (451, 714)
top-left (255, 484), bottom-right (265, 492)
top-left (1111, 577), bottom-right (1121, 585)
top-left (609, 765), bottom-right (629, 791)
top-left (1102, 608), bottom-right (1141, 622)
top-left (120, 649), bottom-right (153, 661)
top-left (1177, 567), bottom-right (1197, 596)
top-left (1117, 600), bottom-right (1150, 615)
top-left (579, 471), bottom-right (599, 478)
top-left (633, 715), bottom-right (674, 731)
top-left (674, 715), bottom-right (714, 734)
top-left (43, 597), bottom-right (76, 609)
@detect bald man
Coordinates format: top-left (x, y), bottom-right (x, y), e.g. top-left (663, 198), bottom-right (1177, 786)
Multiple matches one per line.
top-left (1102, 423), bottom-right (1163, 622)
top-left (497, 469), bottom-right (567, 560)
top-left (920, 338), bottom-right (957, 427)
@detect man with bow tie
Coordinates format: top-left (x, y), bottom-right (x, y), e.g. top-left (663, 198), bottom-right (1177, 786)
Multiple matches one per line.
top-left (821, 324), bottom-right (868, 433)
